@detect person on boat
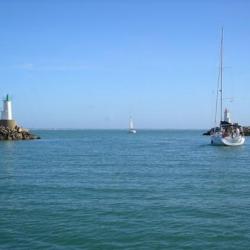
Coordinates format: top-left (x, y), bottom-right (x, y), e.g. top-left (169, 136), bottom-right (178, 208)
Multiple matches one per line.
top-left (240, 126), bottom-right (244, 135)
top-left (223, 128), bottom-right (229, 137)
top-left (236, 127), bottom-right (240, 136)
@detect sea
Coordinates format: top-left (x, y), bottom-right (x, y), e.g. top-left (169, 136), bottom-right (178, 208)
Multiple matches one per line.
top-left (0, 130), bottom-right (250, 249)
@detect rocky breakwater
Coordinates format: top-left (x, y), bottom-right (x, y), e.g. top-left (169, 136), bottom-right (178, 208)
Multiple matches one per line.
top-left (242, 127), bottom-right (250, 136)
top-left (203, 126), bottom-right (250, 136)
top-left (0, 126), bottom-right (40, 140)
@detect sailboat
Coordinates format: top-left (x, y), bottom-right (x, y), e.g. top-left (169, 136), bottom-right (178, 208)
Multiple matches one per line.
top-left (210, 28), bottom-right (245, 146)
top-left (128, 117), bottom-right (136, 134)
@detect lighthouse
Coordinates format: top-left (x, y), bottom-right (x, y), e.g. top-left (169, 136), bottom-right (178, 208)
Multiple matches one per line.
top-left (0, 94), bottom-right (40, 140)
top-left (1, 94), bottom-right (12, 120)
top-left (0, 94), bottom-right (16, 129)
top-left (224, 108), bottom-right (231, 123)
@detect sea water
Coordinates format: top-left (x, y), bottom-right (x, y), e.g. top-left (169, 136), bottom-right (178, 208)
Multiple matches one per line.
top-left (0, 130), bottom-right (250, 249)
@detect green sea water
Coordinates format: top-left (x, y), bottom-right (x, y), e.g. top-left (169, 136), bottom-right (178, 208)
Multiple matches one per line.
top-left (0, 130), bottom-right (250, 249)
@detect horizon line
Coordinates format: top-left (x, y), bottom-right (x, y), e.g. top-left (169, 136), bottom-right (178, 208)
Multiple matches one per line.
top-left (29, 128), bottom-right (207, 131)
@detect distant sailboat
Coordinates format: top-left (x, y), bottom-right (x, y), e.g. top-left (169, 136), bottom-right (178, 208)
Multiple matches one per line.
top-left (128, 117), bottom-right (136, 134)
top-left (210, 28), bottom-right (245, 146)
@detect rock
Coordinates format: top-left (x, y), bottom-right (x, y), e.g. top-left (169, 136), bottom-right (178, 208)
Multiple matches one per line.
top-left (203, 130), bottom-right (212, 135)
top-left (0, 125), bottom-right (40, 141)
top-left (243, 127), bottom-right (250, 136)
top-left (15, 133), bottom-right (23, 140)
top-left (203, 126), bottom-right (250, 136)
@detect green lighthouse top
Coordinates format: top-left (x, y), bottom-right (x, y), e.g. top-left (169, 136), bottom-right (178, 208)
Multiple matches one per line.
top-left (6, 94), bottom-right (11, 101)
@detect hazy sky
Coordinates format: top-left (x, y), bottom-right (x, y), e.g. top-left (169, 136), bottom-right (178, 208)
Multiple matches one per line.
top-left (0, 0), bottom-right (250, 129)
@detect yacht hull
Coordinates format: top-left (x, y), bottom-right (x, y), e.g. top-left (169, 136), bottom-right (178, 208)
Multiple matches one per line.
top-left (129, 129), bottom-right (136, 134)
top-left (211, 134), bottom-right (245, 146)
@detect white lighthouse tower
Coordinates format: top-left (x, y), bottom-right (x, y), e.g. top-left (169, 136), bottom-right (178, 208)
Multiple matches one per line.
top-left (224, 108), bottom-right (231, 123)
top-left (1, 94), bottom-right (13, 120)
top-left (0, 94), bottom-right (16, 129)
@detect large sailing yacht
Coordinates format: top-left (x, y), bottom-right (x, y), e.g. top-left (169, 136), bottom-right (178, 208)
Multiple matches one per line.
top-left (210, 28), bottom-right (245, 146)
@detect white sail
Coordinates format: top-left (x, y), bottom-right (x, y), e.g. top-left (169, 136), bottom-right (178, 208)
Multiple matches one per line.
top-left (129, 117), bottom-right (134, 130)
top-left (128, 117), bottom-right (136, 134)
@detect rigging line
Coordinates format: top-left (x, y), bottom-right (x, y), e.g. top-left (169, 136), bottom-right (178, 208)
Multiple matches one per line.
top-left (214, 68), bottom-right (221, 126)
top-left (220, 27), bottom-right (224, 125)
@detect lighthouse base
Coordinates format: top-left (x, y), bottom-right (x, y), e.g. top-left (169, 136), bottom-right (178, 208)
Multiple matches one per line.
top-left (0, 120), bottom-right (17, 129)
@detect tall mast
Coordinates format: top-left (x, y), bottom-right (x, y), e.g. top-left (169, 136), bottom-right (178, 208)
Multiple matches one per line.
top-left (220, 28), bottom-right (224, 124)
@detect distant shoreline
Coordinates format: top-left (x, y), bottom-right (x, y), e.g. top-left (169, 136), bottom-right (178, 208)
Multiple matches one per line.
top-left (29, 128), bottom-right (207, 131)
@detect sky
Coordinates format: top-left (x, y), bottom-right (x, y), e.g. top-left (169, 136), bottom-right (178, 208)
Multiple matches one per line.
top-left (0, 0), bottom-right (250, 129)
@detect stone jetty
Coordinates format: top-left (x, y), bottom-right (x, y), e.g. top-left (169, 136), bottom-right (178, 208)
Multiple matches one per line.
top-left (0, 94), bottom-right (40, 141)
top-left (203, 126), bottom-right (250, 136)
top-left (0, 125), bottom-right (40, 140)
